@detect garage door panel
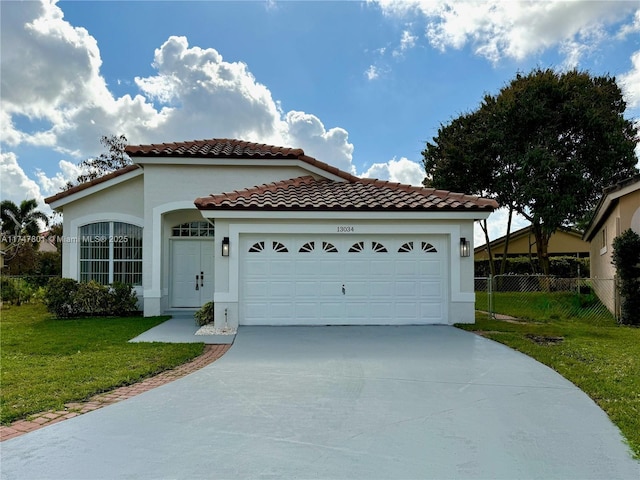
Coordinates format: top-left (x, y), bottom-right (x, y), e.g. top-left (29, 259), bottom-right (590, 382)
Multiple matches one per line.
top-left (270, 303), bottom-right (295, 318)
top-left (394, 281), bottom-right (418, 296)
top-left (370, 260), bottom-right (392, 275)
top-left (270, 260), bottom-right (294, 275)
top-left (421, 303), bottom-right (443, 319)
top-left (241, 234), bottom-right (447, 325)
top-left (320, 282), bottom-right (341, 296)
top-left (295, 303), bottom-right (319, 318)
top-left (369, 281), bottom-right (393, 296)
top-left (420, 281), bottom-right (442, 297)
top-left (319, 302), bottom-right (343, 318)
top-left (296, 282), bottom-right (319, 296)
top-left (244, 281), bottom-right (267, 299)
top-left (420, 261), bottom-right (442, 276)
top-left (395, 303), bottom-right (419, 317)
top-left (245, 260), bottom-right (269, 275)
top-left (269, 282), bottom-right (295, 297)
top-left (346, 259), bottom-right (370, 275)
top-left (295, 260), bottom-right (318, 275)
top-left (395, 261), bottom-right (418, 275)
top-left (320, 260), bottom-right (342, 275)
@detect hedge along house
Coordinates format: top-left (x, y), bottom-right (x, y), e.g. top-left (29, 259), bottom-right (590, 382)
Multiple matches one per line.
top-left (45, 139), bottom-right (498, 328)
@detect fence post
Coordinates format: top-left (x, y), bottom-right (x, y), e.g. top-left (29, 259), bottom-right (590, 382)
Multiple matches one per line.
top-left (488, 274), bottom-right (494, 319)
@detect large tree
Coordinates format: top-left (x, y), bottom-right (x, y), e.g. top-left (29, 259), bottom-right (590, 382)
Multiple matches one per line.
top-left (424, 68), bottom-right (638, 275)
top-left (63, 134), bottom-right (131, 190)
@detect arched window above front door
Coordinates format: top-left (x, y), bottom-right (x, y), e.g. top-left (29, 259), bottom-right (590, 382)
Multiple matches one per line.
top-left (171, 221), bottom-right (215, 237)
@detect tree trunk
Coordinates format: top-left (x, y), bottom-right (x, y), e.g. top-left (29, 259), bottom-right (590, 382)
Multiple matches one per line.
top-left (532, 221), bottom-right (551, 276)
top-left (479, 219), bottom-right (495, 277)
top-left (499, 207), bottom-right (513, 275)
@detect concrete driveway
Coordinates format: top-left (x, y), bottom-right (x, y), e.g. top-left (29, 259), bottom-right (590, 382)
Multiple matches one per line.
top-left (2, 326), bottom-right (638, 479)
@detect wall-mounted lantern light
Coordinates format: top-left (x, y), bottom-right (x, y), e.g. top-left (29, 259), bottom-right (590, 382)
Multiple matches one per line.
top-left (460, 237), bottom-right (470, 257)
top-left (222, 237), bottom-right (230, 257)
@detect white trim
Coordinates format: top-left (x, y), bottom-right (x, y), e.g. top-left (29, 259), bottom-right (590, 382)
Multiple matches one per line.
top-left (48, 169), bottom-right (143, 209)
top-left (145, 201), bottom-right (198, 300)
top-left (69, 213), bottom-right (143, 283)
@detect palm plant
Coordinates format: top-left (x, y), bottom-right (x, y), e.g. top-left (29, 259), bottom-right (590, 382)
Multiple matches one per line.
top-left (1, 199), bottom-right (49, 237)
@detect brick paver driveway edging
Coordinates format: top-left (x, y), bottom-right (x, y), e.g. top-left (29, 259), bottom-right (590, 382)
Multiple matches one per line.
top-left (0, 344), bottom-right (231, 442)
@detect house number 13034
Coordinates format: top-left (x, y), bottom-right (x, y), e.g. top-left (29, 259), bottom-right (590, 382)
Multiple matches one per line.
top-left (337, 226), bottom-right (355, 233)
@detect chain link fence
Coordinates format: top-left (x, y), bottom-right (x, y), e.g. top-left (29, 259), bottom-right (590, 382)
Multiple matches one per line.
top-left (475, 275), bottom-right (618, 323)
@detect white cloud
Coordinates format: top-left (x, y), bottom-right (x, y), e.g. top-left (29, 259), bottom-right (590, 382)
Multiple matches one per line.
top-left (365, 64), bottom-right (380, 80)
top-left (474, 207), bottom-right (529, 247)
top-left (375, 0), bottom-right (637, 64)
top-left (393, 29), bottom-right (418, 57)
top-left (620, 50), bottom-right (640, 109)
top-left (0, 152), bottom-right (51, 217)
top-left (284, 111), bottom-right (354, 173)
top-left (361, 157), bottom-right (425, 186)
top-left (617, 9), bottom-right (640, 38)
top-left (2, 2), bottom-right (356, 192)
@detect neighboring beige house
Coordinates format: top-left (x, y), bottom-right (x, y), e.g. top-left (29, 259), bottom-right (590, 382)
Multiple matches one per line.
top-left (46, 138), bottom-right (497, 326)
top-left (583, 174), bottom-right (640, 314)
top-left (474, 225), bottom-right (589, 261)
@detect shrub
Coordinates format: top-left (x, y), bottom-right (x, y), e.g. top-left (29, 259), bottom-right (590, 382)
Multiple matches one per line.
top-left (195, 301), bottom-right (214, 326)
top-left (108, 282), bottom-right (139, 316)
top-left (73, 280), bottom-right (110, 315)
top-left (612, 229), bottom-right (640, 325)
top-left (44, 277), bottom-right (80, 317)
top-left (1, 277), bottom-right (18, 303)
top-left (43, 278), bottom-right (139, 318)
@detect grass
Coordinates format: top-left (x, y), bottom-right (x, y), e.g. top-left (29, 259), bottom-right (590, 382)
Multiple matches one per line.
top-left (476, 291), bottom-right (615, 323)
top-left (0, 303), bottom-right (203, 424)
top-left (458, 311), bottom-right (640, 459)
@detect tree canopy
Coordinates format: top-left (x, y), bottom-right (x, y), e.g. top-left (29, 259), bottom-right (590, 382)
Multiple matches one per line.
top-left (1, 199), bottom-right (49, 238)
top-left (63, 134), bottom-right (131, 190)
top-left (423, 68), bottom-right (638, 274)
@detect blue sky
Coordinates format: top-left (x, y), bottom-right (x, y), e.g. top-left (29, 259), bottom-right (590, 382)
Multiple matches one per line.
top-left (2, 0), bottom-right (640, 244)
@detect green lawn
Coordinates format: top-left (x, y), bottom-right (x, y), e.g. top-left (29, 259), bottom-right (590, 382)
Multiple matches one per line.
top-left (0, 303), bottom-right (203, 424)
top-left (458, 311), bottom-right (640, 459)
top-left (476, 291), bottom-right (615, 323)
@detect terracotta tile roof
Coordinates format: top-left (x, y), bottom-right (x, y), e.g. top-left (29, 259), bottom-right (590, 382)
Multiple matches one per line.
top-left (125, 138), bottom-right (358, 182)
top-left (125, 138), bottom-right (304, 159)
top-left (195, 176), bottom-right (498, 212)
top-left (45, 164), bottom-right (140, 205)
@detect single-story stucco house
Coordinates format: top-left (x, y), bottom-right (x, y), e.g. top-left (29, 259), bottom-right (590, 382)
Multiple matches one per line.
top-left (582, 174), bottom-right (640, 314)
top-left (45, 138), bottom-right (498, 327)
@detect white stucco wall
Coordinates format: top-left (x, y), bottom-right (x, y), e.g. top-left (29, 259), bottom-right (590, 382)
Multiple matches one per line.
top-left (141, 163), bottom-right (319, 316)
top-left (59, 175), bottom-right (144, 279)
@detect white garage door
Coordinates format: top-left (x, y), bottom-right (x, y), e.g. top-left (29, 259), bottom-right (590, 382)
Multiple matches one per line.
top-left (240, 235), bottom-right (447, 325)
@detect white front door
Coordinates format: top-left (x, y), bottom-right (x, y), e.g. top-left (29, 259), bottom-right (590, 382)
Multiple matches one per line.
top-left (171, 240), bottom-right (215, 307)
top-left (240, 235), bottom-right (447, 325)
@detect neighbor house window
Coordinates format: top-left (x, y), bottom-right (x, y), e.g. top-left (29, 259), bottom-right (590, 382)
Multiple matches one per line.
top-left (599, 227), bottom-right (607, 255)
top-left (79, 222), bottom-right (142, 285)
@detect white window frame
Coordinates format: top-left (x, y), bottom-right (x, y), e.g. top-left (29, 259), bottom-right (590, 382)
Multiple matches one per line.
top-left (78, 221), bottom-right (143, 285)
